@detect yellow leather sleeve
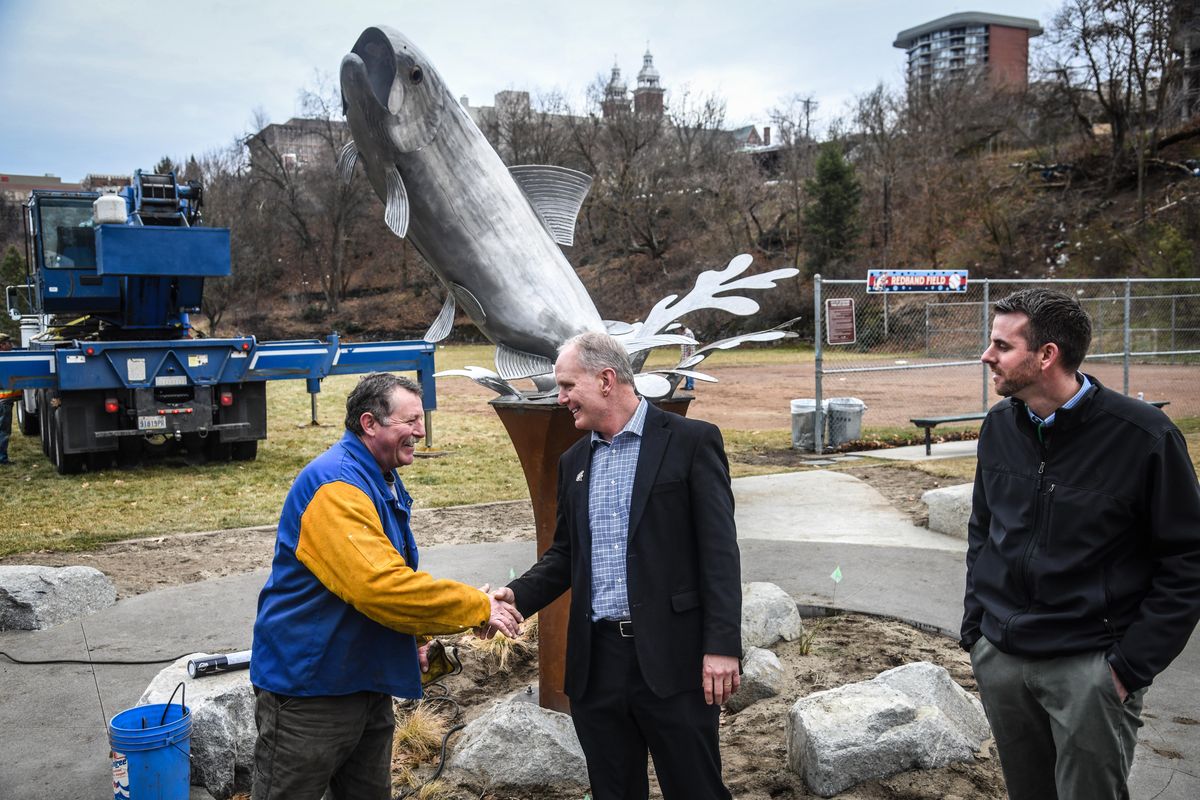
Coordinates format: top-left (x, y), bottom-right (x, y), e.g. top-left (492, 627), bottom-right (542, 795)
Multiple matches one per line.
top-left (295, 480), bottom-right (490, 634)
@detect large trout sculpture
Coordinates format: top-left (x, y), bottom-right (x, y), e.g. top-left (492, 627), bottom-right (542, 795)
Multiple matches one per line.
top-left (340, 25), bottom-right (798, 397)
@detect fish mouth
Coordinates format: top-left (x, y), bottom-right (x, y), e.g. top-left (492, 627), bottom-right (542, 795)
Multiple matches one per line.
top-left (349, 28), bottom-right (399, 112)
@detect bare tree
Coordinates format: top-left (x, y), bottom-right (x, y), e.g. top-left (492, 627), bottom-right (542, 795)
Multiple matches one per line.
top-left (245, 73), bottom-right (376, 314)
top-left (1046, 0), bottom-right (1177, 207)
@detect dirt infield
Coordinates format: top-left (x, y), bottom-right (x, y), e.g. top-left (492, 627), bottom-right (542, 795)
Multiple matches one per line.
top-left (686, 360), bottom-right (1197, 430)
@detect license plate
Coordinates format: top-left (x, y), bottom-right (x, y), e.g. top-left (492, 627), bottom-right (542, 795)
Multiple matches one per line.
top-left (138, 416), bottom-right (167, 430)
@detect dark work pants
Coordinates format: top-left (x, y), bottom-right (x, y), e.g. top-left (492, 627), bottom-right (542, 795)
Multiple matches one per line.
top-left (252, 688), bottom-right (395, 800)
top-left (570, 624), bottom-right (731, 800)
top-left (971, 637), bottom-right (1146, 800)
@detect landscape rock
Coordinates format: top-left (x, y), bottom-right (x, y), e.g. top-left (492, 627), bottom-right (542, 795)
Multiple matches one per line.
top-left (787, 661), bottom-right (989, 797)
top-left (0, 565), bottom-right (116, 630)
top-left (873, 661), bottom-right (990, 744)
top-left (922, 483), bottom-right (973, 539)
top-left (449, 696), bottom-right (588, 789)
top-left (726, 646), bottom-right (784, 713)
top-left (741, 581), bottom-right (804, 651)
top-left (139, 655), bottom-right (255, 800)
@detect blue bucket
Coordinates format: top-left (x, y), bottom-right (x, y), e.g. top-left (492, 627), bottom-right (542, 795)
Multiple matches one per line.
top-left (108, 682), bottom-right (191, 800)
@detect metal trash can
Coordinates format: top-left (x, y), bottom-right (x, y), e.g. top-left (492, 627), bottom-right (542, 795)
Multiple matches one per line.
top-left (825, 397), bottom-right (867, 446)
top-left (790, 399), bottom-right (818, 451)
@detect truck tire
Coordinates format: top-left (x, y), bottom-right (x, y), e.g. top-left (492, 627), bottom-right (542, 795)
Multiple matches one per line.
top-left (17, 401), bottom-right (38, 437)
top-left (53, 407), bottom-right (85, 475)
top-left (231, 440), bottom-right (258, 461)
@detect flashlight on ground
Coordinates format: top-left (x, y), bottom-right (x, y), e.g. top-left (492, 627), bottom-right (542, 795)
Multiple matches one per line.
top-left (187, 650), bottom-right (252, 678)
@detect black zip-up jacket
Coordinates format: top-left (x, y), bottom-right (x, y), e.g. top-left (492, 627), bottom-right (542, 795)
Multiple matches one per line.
top-left (961, 376), bottom-right (1200, 692)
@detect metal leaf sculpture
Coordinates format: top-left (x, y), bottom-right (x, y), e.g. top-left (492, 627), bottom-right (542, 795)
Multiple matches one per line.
top-left (432, 366), bottom-right (520, 398)
top-left (628, 254), bottom-right (800, 340)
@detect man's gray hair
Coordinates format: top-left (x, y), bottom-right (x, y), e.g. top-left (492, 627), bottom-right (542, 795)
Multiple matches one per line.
top-left (345, 372), bottom-right (422, 434)
top-left (560, 332), bottom-right (635, 386)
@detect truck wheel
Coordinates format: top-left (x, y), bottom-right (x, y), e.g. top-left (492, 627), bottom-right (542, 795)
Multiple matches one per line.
top-left (17, 401), bottom-right (38, 437)
top-left (53, 407), bottom-right (85, 475)
top-left (231, 440), bottom-right (258, 461)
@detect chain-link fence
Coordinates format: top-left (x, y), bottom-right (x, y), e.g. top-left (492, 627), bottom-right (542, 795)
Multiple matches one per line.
top-left (811, 276), bottom-right (1200, 453)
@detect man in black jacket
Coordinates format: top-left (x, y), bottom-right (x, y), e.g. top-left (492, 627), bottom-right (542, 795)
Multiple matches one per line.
top-left (493, 331), bottom-right (742, 800)
top-left (963, 288), bottom-right (1200, 799)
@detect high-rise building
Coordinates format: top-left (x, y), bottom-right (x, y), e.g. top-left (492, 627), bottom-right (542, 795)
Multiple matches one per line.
top-left (894, 12), bottom-right (1042, 92)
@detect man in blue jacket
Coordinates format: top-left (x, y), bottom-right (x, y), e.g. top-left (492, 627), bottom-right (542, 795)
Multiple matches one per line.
top-left (250, 373), bottom-right (521, 800)
top-left (963, 289), bottom-right (1200, 800)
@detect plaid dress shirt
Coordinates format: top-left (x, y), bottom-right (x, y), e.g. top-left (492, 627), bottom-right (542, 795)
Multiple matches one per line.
top-left (587, 398), bottom-right (648, 621)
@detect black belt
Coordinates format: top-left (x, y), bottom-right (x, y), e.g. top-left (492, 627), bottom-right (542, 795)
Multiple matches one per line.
top-left (594, 618), bottom-right (634, 638)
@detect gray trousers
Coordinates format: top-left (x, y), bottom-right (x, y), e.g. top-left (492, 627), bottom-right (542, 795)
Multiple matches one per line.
top-left (971, 637), bottom-right (1146, 800)
top-left (252, 688), bottom-right (395, 800)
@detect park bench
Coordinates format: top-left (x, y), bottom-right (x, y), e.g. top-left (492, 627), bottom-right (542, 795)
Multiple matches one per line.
top-left (910, 413), bottom-right (987, 456)
top-left (910, 400), bottom-right (1169, 456)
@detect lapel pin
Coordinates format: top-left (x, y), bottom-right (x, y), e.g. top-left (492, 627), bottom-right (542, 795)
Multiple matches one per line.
top-left (576, 470), bottom-right (585, 482)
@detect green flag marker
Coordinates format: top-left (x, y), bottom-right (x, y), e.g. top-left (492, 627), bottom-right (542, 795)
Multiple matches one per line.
top-left (830, 566), bottom-right (843, 584)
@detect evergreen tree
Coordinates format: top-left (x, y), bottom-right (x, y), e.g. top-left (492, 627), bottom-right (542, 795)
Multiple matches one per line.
top-left (803, 142), bottom-right (862, 274)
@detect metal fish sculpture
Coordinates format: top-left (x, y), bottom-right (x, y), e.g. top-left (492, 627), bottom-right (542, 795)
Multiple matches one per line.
top-left (339, 25), bottom-right (606, 382)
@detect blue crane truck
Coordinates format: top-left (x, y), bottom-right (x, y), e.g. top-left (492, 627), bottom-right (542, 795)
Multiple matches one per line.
top-left (0, 170), bottom-right (436, 473)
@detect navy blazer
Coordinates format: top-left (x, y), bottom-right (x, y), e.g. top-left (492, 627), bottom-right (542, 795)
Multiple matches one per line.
top-left (508, 402), bottom-right (742, 699)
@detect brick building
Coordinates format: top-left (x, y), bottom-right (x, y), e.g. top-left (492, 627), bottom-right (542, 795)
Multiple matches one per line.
top-left (894, 12), bottom-right (1043, 92)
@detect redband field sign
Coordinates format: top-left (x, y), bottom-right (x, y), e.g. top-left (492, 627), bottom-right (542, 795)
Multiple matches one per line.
top-left (867, 269), bottom-right (968, 293)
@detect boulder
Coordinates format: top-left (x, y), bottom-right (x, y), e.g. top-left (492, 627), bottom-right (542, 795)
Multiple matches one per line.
top-left (741, 582), bottom-right (804, 651)
top-left (726, 646), bottom-right (784, 713)
top-left (449, 696), bottom-right (588, 790)
top-left (0, 565), bottom-right (116, 630)
top-left (922, 483), bottom-right (973, 539)
top-left (139, 655), bottom-right (255, 800)
top-left (873, 661), bottom-right (990, 744)
top-left (787, 661), bottom-right (989, 797)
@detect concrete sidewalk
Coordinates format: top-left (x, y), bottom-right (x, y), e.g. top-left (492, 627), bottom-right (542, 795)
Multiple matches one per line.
top-left (1, 462), bottom-right (1196, 799)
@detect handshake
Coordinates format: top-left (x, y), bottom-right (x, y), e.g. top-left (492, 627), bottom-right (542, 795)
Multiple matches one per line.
top-left (478, 584), bottom-right (522, 639)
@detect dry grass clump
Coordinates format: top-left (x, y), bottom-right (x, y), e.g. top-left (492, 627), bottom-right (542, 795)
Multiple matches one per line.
top-left (392, 701), bottom-right (451, 764)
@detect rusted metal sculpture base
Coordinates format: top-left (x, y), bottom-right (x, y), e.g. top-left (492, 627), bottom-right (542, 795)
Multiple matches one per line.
top-left (492, 394), bottom-right (692, 714)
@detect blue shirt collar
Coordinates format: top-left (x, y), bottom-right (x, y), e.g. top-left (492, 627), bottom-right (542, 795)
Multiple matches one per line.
top-left (591, 398), bottom-right (649, 447)
top-left (1028, 373), bottom-right (1092, 427)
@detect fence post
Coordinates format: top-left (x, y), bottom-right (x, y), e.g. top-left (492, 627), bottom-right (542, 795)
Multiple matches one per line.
top-left (981, 280), bottom-right (990, 412)
top-left (813, 274), bottom-right (824, 455)
top-left (1123, 279), bottom-right (1132, 394)
top-left (925, 303), bottom-right (931, 357)
top-left (1171, 295), bottom-right (1177, 353)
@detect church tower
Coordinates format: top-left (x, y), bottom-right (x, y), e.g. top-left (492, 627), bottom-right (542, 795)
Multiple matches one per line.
top-left (634, 47), bottom-right (664, 116)
top-left (602, 60), bottom-right (630, 118)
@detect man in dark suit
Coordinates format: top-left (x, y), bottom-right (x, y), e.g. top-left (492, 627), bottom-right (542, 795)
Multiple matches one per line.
top-left (492, 331), bottom-right (742, 800)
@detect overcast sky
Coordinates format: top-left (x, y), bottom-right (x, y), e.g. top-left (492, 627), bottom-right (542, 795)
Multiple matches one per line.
top-left (1, 0), bottom-right (1056, 181)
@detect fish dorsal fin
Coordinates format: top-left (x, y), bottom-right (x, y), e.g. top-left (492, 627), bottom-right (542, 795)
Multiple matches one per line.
top-left (496, 344), bottom-right (554, 381)
top-left (450, 282), bottom-right (486, 323)
top-left (384, 166), bottom-right (409, 238)
top-left (423, 292), bottom-right (456, 343)
top-left (337, 140), bottom-right (359, 184)
top-left (508, 165), bottom-right (593, 247)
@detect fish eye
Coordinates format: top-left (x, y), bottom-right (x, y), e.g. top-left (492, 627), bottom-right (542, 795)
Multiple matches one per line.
top-left (409, 66), bottom-right (424, 85)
